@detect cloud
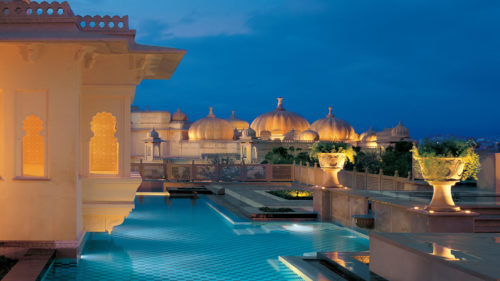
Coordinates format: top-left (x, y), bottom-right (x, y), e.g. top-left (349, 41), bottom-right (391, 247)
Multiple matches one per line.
top-left (70, 0), bottom-right (500, 137)
top-left (161, 14), bottom-right (251, 39)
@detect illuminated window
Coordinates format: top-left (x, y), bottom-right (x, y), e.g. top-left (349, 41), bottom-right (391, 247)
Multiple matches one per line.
top-left (22, 115), bottom-right (45, 177)
top-left (90, 112), bottom-right (119, 174)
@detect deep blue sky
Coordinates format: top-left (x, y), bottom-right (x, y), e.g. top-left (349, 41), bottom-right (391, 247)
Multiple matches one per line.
top-left (72, 0), bottom-right (500, 138)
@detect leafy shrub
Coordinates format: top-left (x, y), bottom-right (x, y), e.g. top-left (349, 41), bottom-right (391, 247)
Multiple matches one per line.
top-left (268, 189), bottom-right (313, 200)
top-left (413, 138), bottom-right (480, 181)
top-left (261, 146), bottom-right (315, 165)
top-left (380, 141), bottom-right (412, 177)
top-left (310, 142), bottom-right (356, 163)
top-left (354, 150), bottom-right (381, 173)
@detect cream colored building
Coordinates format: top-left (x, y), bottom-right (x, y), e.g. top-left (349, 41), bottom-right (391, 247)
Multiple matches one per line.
top-left (132, 97), bottom-right (412, 164)
top-left (0, 0), bottom-right (184, 254)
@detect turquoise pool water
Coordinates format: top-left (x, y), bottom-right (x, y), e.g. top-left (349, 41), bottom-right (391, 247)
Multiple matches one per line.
top-left (43, 196), bottom-right (368, 281)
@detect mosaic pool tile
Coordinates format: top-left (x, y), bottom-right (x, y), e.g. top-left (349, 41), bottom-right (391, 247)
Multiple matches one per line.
top-left (43, 196), bottom-right (368, 280)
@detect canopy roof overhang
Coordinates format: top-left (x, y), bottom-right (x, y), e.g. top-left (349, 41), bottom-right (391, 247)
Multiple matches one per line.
top-left (0, 0), bottom-right (185, 79)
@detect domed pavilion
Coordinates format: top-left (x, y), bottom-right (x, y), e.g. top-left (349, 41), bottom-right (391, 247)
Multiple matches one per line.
top-left (171, 108), bottom-right (188, 122)
top-left (188, 107), bottom-right (234, 141)
top-left (131, 100), bottom-right (412, 163)
top-left (250, 97), bottom-right (310, 140)
top-left (226, 110), bottom-right (249, 132)
top-left (311, 107), bottom-right (357, 142)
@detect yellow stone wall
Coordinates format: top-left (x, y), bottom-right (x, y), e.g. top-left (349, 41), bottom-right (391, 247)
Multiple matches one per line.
top-left (0, 44), bottom-right (82, 241)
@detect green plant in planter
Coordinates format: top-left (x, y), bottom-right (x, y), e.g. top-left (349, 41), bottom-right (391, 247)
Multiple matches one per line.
top-left (412, 138), bottom-right (480, 181)
top-left (310, 142), bottom-right (356, 163)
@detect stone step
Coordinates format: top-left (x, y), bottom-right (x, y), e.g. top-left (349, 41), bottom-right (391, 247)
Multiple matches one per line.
top-left (2, 248), bottom-right (55, 281)
top-left (474, 216), bottom-right (500, 233)
top-left (461, 206), bottom-right (500, 216)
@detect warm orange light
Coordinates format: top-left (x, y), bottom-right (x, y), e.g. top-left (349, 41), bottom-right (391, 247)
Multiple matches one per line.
top-left (464, 210), bottom-right (471, 214)
top-left (22, 115), bottom-right (44, 177)
top-left (413, 206), bottom-right (420, 210)
top-left (431, 243), bottom-right (459, 261)
top-left (90, 112), bottom-right (119, 174)
top-left (429, 210), bottom-right (435, 214)
top-left (352, 255), bottom-right (370, 264)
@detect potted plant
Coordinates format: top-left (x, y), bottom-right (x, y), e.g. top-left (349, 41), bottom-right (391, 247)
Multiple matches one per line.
top-left (310, 142), bottom-right (355, 187)
top-left (412, 138), bottom-right (480, 212)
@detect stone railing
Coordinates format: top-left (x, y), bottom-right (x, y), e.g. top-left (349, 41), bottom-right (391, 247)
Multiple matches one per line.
top-left (0, 1), bottom-right (74, 21)
top-left (293, 163), bottom-right (428, 191)
top-left (76, 15), bottom-right (132, 33)
top-left (130, 160), bottom-right (428, 190)
top-left (131, 161), bottom-right (294, 182)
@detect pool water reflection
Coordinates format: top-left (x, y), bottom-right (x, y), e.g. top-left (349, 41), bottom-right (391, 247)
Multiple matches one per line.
top-left (43, 196), bottom-right (368, 281)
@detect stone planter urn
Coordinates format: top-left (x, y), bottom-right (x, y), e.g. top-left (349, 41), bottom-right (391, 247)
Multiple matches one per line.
top-left (415, 157), bottom-right (465, 212)
top-left (318, 153), bottom-right (346, 188)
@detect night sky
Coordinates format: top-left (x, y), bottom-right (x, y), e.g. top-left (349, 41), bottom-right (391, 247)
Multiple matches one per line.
top-left (72, 0), bottom-right (500, 138)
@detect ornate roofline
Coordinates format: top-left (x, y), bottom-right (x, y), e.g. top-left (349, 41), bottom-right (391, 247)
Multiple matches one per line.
top-left (0, 0), bottom-right (134, 35)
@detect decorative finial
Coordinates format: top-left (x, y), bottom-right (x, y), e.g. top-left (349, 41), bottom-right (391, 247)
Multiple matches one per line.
top-left (208, 107), bottom-right (215, 117)
top-left (327, 107), bottom-right (334, 118)
top-left (177, 108), bottom-right (181, 112)
top-left (231, 110), bottom-right (235, 118)
top-left (276, 97), bottom-right (285, 111)
top-left (398, 120), bottom-right (403, 126)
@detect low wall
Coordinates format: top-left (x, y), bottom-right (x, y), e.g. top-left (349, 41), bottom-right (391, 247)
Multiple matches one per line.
top-left (477, 152), bottom-right (500, 194)
top-left (313, 188), bottom-right (477, 233)
top-left (313, 188), bottom-right (369, 228)
top-left (132, 161), bottom-right (294, 182)
top-left (294, 164), bottom-right (430, 191)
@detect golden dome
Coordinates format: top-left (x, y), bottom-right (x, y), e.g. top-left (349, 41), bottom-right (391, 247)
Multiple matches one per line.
top-left (298, 129), bottom-right (319, 142)
top-left (360, 126), bottom-right (377, 142)
top-left (391, 121), bottom-right (410, 138)
top-left (172, 108), bottom-right (188, 121)
top-left (188, 107), bottom-right (234, 140)
top-left (250, 97), bottom-right (310, 137)
top-left (311, 107), bottom-right (357, 141)
top-left (226, 111), bottom-right (249, 131)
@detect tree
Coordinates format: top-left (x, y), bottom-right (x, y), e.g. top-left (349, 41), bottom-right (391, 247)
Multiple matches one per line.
top-left (380, 141), bottom-right (413, 177)
top-left (261, 147), bottom-right (315, 165)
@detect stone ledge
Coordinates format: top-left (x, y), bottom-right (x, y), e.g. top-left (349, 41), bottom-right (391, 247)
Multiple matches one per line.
top-left (2, 249), bottom-right (55, 281)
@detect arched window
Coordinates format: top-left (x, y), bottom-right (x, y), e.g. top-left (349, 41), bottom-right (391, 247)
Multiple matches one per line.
top-left (89, 112), bottom-right (118, 174)
top-left (22, 115), bottom-right (45, 177)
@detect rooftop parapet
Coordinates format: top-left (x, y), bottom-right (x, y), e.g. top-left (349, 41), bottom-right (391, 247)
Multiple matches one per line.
top-left (0, 0), bottom-right (134, 35)
top-left (76, 15), bottom-right (134, 35)
top-left (0, 1), bottom-right (74, 21)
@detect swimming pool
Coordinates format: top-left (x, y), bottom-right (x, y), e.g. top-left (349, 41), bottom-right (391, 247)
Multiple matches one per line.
top-left (43, 196), bottom-right (368, 281)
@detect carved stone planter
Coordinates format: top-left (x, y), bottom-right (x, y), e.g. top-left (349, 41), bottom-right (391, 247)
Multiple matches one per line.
top-left (415, 157), bottom-right (465, 212)
top-left (318, 153), bottom-right (346, 188)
